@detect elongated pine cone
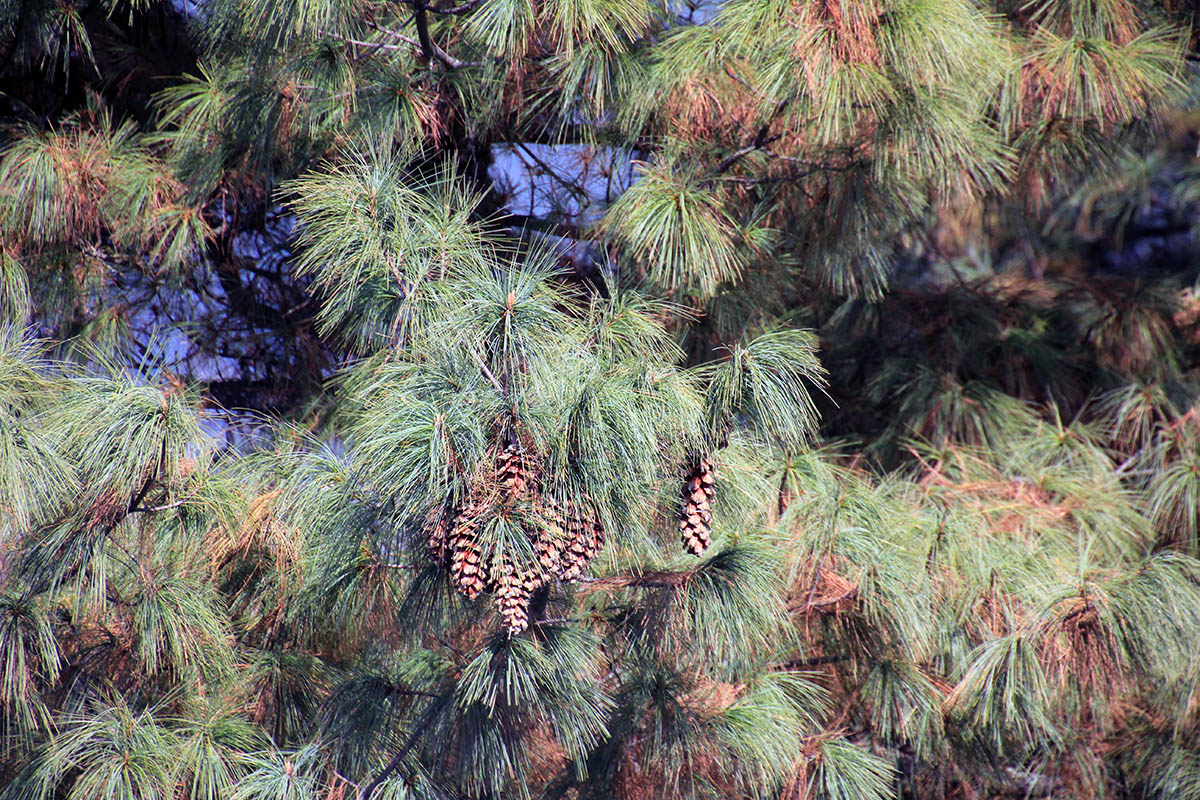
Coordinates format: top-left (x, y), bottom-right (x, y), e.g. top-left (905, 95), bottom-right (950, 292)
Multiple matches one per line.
top-left (494, 555), bottom-right (543, 634)
top-left (559, 502), bottom-right (604, 582)
top-left (496, 442), bottom-right (533, 501)
top-left (534, 502), bottom-right (567, 575)
top-left (679, 457), bottom-right (715, 556)
top-left (425, 506), bottom-right (453, 566)
top-left (582, 517), bottom-right (605, 563)
top-left (450, 512), bottom-right (489, 600)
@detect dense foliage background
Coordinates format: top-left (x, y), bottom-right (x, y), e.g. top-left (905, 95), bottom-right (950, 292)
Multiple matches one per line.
top-left (2, 0), bottom-right (1200, 798)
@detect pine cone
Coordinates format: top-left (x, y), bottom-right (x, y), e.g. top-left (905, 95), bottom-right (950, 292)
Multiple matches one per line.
top-left (535, 498), bottom-right (568, 575)
top-left (558, 502), bottom-right (603, 582)
top-left (679, 457), bottom-right (715, 556)
top-left (494, 555), bottom-right (542, 634)
top-left (582, 516), bottom-right (605, 563)
top-left (496, 442), bottom-right (533, 501)
top-left (449, 512), bottom-right (489, 600)
top-left (425, 506), bottom-right (453, 566)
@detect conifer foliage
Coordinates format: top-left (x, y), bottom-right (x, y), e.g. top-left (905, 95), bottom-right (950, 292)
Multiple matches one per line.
top-left (2, 0), bottom-right (1200, 799)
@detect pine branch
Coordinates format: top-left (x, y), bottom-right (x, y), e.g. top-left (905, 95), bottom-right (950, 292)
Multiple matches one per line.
top-left (427, 0), bottom-right (493, 15)
top-left (128, 501), bottom-right (183, 513)
top-left (575, 566), bottom-right (704, 594)
top-left (712, 125), bottom-right (781, 176)
top-left (358, 694), bottom-right (451, 800)
top-left (468, 346), bottom-right (505, 395)
top-left (708, 73), bottom-right (793, 178)
top-left (322, 29), bottom-right (412, 53)
top-left (405, 3), bottom-right (466, 70)
top-left (350, 19), bottom-right (480, 69)
top-left (778, 654), bottom-right (849, 668)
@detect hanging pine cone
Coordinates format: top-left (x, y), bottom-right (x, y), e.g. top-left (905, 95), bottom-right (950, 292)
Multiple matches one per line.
top-left (496, 441), bottom-right (534, 502)
top-left (582, 516), bottom-right (605, 563)
top-left (425, 505), bottom-right (453, 566)
top-left (494, 555), bottom-right (542, 634)
top-left (679, 457), bottom-right (715, 556)
top-left (449, 510), bottom-right (489, 600)
top-left (558, 502), bottom-right (603, 582)
top-left (534, 500), bottom-right (567, 575)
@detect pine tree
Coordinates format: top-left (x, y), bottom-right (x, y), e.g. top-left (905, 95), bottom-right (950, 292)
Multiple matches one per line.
top-left (2, 1), bottom-right (1200, 799)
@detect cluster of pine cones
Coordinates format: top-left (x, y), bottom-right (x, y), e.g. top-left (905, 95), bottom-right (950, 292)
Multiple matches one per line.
top-left (425, 440), bottom-right (605, 634)
top-left (425, 439), bottom-right (719, 633)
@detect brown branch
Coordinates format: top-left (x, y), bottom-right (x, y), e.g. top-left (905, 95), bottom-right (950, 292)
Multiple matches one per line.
top-left (408, 3), bottom-right (465, 69)
top-left (777, 654), bottom-right (849, 669)
top-left (428, 0), bottom-right (493, 15)
top-left (574, 566), bottom-right (702, 595)
top-left (358, 694), bottom-right (451, 800)
top-left (322, 29), bottom-right (411, 52)
top-left (711, 124), bottom-right (782, 177)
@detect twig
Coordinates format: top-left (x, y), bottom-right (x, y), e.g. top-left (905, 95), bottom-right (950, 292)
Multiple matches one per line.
top-left (468, 347), bottom-right (505, 395)
top-left (777, 654), bottom-right (848, 669)
top-left (803, 551), bottom-right (828, 611)
top-left (334, 772), bottom-right (361, 792)
top-left (358, 694), bottom-right (451, 800)
top-left (711, 125), bottom-right (781, 176)
top-left (1113, 452), bottom-right (1139, 477)
top-left (407, 3), bottom-right (466, 69)
top-left (322, 29), bottom-right (411, 52)
top-left (327, 19), bottom-right (476, 69)
top-left (514, 141), bottom-right (591, 203)
top-left (426, 0), bottom-right (492, 15)
top-left (574, 566), bottom-right (701, 594)
top-left (129, 499), bottom-right (190, 513)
